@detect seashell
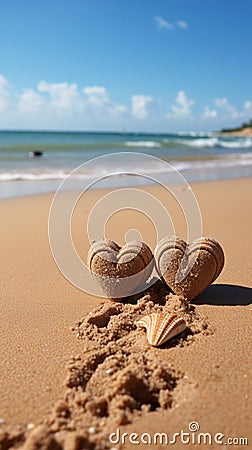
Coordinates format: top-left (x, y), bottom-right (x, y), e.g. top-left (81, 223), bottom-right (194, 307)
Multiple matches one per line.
top-left (155, 236), bottom-right (225, 300)
top-left (136, 313), bottom-right (186, 347)
top-left (87, 239), bottom-right (154, 301)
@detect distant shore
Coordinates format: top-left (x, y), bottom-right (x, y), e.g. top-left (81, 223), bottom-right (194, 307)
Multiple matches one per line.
top-left (216, 126), bottom-right (252, 137)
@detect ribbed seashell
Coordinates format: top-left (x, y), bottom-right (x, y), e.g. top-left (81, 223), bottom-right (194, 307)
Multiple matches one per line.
top-left (136, 313), bottom-right (186, 347)
top-left (87, 239), bottom-right (154, 300)
top-left (155, 236), bottom-right (225, 300)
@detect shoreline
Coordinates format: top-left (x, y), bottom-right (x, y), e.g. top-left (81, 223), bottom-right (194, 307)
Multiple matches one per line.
top-left (1, 163), bottom-right (252, 199)
top-left (216, 127), bottom-right (252, 137)
top-left (1, 177), bottom-right (251, 449)
top-left (1, 130), bottom-right (252, 202)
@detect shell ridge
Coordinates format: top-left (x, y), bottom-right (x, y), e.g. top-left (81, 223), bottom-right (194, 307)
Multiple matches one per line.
top-left (155, 313), bottom-right (178, 346)
top-left (136, 312), bottom-right (186, 347)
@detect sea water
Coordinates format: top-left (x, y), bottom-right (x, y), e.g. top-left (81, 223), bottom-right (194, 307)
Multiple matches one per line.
top-left (0, 130), bottom-right (252, 198)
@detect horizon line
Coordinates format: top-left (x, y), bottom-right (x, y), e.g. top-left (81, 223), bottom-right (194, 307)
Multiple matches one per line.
top-left (0, 128), bottom-right (214, 134)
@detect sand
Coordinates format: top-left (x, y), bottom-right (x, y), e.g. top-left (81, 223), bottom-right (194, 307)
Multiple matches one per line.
top-left (0, 178), bottom-right (251, 450)
top-left (217, 127), bottom-right (252, 137)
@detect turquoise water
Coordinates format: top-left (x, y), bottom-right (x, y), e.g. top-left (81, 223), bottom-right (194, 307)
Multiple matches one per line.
top-left (0, 130), bottom-right (252, 197)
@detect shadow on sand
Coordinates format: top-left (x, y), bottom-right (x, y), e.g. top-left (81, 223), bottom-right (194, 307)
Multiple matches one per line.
top-left (193, 284), bottom-right (252, 306)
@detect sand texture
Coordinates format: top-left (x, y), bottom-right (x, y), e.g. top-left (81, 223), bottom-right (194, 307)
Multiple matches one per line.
top-left (0, 178), bottom-right (251, 450)
top-left (217, 127), bottom-right (252, 137)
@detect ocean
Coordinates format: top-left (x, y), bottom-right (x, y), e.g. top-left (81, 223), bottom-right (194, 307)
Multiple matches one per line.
top-left (1, 130), bottom-right (252, 198)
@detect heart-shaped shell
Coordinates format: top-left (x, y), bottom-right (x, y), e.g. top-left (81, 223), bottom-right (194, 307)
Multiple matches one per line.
top-left (155, 236), bottom-right (225, 300)
top-left (87, 239), bottom-right (154, 300)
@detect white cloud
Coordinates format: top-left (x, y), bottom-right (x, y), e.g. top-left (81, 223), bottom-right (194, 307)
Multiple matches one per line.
top-left (83, 86), bottom-right (110, 109)
top-left (0, 74), bottom-right (9, 88)
top-left (214, 97), bottom-right (238, 119)
top-left (200, 97), bottom-right (252, 128)
top-left (170, 90), bottom-right (195, 117)
top-left (0, 74), bottom-right (11, 112)
top-left (155, 16), bottom-right (173, 30)
top-left (83, 85), bottom-right (128, 117)
top-left (18, 89), bottom-right (45, 112)
top-left (177, 20), bottom-right (188, 29)
top-left (131, 95), bottom-right (153, 119)
top-left (155, 17), bottom-right (188, 31)
top-left (214, 98), bottom-right (228, 108)
top-left (244, 100), bottom-right (252, 111)
top-left (202, 106), bottom-right (218, 119)
top-left (83, 86), bottom-right (108, 99)
top-left (0, 74), bottom-right (9, 92)
top-left (34, 82), bottom-right (127, 118)
top-left (1, 73), bottom-right (252, 132)
top-left (38, 81), bottom-right (83, 111)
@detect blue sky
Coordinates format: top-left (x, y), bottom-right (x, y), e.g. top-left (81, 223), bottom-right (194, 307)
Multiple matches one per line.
top-left (0, 0), bottom-right (252, 132)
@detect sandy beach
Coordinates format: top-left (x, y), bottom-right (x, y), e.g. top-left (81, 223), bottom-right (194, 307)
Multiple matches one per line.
top-left (217, 127), bottom-right (252, 137)
top-left (0, 177), bottom-right (251, 450)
